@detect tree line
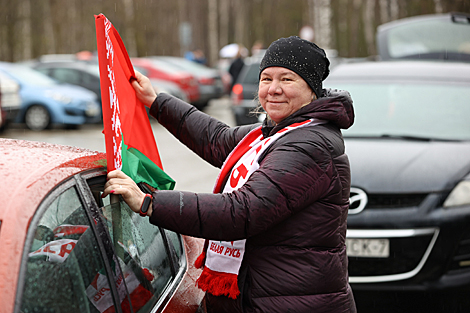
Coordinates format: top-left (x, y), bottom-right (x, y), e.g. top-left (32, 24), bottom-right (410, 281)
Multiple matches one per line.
top-left (0, 0), bottom-right (468, 67)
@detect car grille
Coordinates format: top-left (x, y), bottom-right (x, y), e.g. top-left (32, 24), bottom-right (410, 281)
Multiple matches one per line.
top-left (367, 194), bottom-right (428, 209)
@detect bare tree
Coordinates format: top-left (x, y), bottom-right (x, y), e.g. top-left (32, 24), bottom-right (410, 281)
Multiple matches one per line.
top-left (363, 0), bottom-right (376, 56)
top-left (122, 0), bottom-right (138, 57)
top-left (0, 0), bottom-right (467, 62)
top-left (434, 0), bottom-right (443, 13)
top-left (208, 0), bottom-right (219, 66)
top-left (311, 0), bottom-right (333, 48)
top-left (234, 0), bottom-right (247, 44)
top-left (43, 0), bottom-right (56, 55)
top-left (219, 0), bottom-right (230, 48)
top-left (348, 0), bottom-right (361, 56)
top-left (16, 0), bottom-right (32, 61)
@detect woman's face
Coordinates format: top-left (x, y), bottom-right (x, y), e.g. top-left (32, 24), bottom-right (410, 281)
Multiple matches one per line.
top-left (258, 67), bottom-right (315, 124)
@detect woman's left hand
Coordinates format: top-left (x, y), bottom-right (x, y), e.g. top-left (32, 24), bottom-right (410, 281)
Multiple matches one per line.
top-left (102, 170), bottom-right (151, 215)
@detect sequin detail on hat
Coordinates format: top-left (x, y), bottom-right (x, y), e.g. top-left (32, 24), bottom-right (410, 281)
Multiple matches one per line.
top-left (259, 36), bottom-right (330, 98)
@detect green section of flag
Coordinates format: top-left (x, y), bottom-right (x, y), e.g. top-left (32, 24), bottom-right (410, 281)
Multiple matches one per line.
top-left (121, 137), bottom-right (175, 190)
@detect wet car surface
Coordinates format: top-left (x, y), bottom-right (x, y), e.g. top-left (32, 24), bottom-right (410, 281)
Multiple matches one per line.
top-left (0, 138), bottom-right (205, 313)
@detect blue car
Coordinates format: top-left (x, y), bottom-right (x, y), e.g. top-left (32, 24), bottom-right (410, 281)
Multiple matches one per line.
top-left (0, 62), bottom-right (101, 131)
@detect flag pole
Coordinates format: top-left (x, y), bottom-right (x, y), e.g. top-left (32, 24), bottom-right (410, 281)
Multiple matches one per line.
top-left (110, 194), bottom-right (125, 260)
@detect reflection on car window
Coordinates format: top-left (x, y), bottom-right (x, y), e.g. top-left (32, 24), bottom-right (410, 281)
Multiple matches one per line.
top-left (165, 229), bottom-right (183, 260)
top-left (243, 63), bottom-right (261, 85)
top-left (52, 68), bottom-right (82, 85)
top-left (100, 198), bottom-right (173, 312)
top-left (325, 82), bottom-right (470, 140)
top-left (21, 187), bottom-right (113, 313)
top-left (387, 19), bottom-right (470, 58)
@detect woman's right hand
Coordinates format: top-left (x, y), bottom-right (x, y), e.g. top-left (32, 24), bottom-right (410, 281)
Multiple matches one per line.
top-left (131, 70), bottom-right (157, 108)
top-left (102, 170), bottom-right (153, 216)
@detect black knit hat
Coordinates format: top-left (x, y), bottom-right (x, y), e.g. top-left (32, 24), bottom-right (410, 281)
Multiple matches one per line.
top-left (259, 36), bottom-right (330, 98)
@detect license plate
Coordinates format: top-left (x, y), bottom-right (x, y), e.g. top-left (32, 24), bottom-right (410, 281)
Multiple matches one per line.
top-left (346, 238), bottom-right (390, 258)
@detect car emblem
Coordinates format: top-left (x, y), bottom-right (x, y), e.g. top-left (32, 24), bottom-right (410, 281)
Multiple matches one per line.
top-left (349, 187), bottom-right (368, 214)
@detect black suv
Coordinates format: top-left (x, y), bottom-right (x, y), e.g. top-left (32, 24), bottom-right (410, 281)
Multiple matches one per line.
top-left (229, 53), bottom-right (265, 126)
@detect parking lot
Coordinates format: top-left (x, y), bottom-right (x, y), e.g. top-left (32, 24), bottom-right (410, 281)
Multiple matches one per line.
top-left (1, 97), bottom-right (234, 194)
top-left (3, 96), bottom-right (470, 312)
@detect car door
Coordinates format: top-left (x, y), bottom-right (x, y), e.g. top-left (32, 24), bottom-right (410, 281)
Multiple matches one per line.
top-left (86, 173), bottom-right (189, 313)
top-left (17, 174), bottom-right (119, 313)
top-left (17, 170), bottom-right (190, 313)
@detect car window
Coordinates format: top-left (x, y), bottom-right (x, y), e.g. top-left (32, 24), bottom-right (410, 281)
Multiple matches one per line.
top-left (99, 197), bottom-right (173, 312)
top-left (387, 19), bottom-right (470, 58)
top-left (51, 68), bottom-right (82, 85)
top-left (164, 229), bottom-right (183, 260)
top-left (83, 72), bottom-right (100, 86)
top-left (326, 82), bottom-right (470, 140)
top-left (7, 64), bottom-right (58, 87)
top-left (378, 14), bottom-right (470, 61)
top-left (240, 62), bottom-right (260, 85)
top-left (20, 186), bottom-right (113, 313)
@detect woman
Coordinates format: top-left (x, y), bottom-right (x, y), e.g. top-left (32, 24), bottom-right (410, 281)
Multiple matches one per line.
top-left (103, 36), bottom-right (356, 312)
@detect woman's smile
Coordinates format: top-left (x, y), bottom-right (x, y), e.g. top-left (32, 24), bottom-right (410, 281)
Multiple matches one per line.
top-left (258, 67), bottom-right (315, 123)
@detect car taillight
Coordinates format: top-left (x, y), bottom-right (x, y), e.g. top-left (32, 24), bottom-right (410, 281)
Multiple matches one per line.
top-left (231, 84), bottom-right (243, 105)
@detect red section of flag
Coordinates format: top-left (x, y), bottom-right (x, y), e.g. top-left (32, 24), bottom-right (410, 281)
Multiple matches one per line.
top-left (95, 14), bottom-right (163, 172)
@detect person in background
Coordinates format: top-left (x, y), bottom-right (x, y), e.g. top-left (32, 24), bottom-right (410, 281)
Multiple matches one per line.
top-left (228, 44), bottom-right (245, 89)
top-left (185, 49), bottom-right (207, 65)
top-left (103, 36), bottom-right (356, 313)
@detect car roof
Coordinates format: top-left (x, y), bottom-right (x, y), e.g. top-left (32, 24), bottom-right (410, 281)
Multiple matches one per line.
top-left (31, 60), bottom-right (100, 74)
top-left (0, 138), bottom-right (106, 227)
top-left (326, 60), bottom-right (470, 83)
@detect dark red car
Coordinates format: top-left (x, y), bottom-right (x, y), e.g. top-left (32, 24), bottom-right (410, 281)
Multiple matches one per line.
top-left (0, 138), bottom-right (205, 313)
top-left (132, 58), bottom-right (200, 105)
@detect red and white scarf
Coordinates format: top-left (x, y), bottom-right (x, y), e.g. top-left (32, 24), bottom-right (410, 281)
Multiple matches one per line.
top-left (195, 118), bottom-right (324, 299)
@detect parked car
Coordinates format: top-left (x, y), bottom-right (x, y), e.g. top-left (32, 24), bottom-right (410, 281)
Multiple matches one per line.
top-left (0, 62), bottom-right (101, 131)
top-left (323, 60), bottom-right (470, 301)
top-left (132, 58), bottom-right (200, 106)
top-left (28, 58), bottom-right (189, 104)
top-left (0, 138), bottom-right (205, 313)
top-left (0, 88), bottom-right (5, 131)
top-left (0, 71), bottom-right (21, 131)
top-left (153, 56), bottom-right (225, 109)
top-left (376, 12), bottom-right (470, 62)
top-left (229, 53), bottom-right (265, 126)
top-left (30, 60), bottom-right (103, 103)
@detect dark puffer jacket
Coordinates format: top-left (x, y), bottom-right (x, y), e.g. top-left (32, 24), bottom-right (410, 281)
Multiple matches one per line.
top-left (148, 89), bottom-right (356, 313)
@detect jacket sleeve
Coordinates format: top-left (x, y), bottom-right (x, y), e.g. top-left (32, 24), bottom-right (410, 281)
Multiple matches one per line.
top-left (149, 126), bottom-right (336, 241)
top-left (149, 93), bottom-right (256, 168)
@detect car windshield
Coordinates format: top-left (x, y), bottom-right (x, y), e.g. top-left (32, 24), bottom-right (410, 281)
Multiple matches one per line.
top-left (5, 65), bottom-right (58, 87)
top-left (326, 82), bottom-right (470, 141)
top-left (386, 17), bottom-right (470, 59)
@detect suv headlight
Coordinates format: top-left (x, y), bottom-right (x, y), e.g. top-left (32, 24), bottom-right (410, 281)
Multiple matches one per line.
top-left (443, 181), bottom-right (470, 207)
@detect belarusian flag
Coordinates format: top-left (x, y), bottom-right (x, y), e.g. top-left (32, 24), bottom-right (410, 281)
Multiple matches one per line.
top-left (95, 14), bottom-right (174, 190)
